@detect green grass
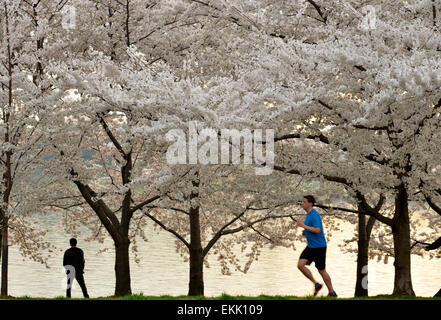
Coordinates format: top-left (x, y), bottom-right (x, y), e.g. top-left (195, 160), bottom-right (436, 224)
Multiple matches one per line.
top-left (2, 293), bottom-right (441, 300)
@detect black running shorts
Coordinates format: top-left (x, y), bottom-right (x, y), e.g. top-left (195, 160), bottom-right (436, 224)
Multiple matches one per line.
top-left (299, 246), bottom-right (327, 270)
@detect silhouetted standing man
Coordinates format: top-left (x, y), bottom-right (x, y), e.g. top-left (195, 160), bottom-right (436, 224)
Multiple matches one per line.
top-left (63, 238), bottom-right (89, 298)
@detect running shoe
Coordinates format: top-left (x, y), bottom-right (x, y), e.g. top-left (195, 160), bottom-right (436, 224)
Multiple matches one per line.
top-left (313, 283), bottom-right (323, 296)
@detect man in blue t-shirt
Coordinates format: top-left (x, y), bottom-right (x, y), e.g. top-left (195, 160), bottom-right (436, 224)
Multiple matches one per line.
top-left (296, 195), bottom-right (337, 297)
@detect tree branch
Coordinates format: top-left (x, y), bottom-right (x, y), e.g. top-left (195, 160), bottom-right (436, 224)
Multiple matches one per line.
top-left (129, 195), bottom-right (161, 215)
top-left (142, 211), bottom-right (190, 248)
top-left (424, 193), bottom-right (441, 216)
top-left (72, 176), bottom-right (122, 242)
top-left (355, 192), bottom-right (393, 226)
top-left (203, 202), bottom-right (254, 256)
top-left (222, 213), bottom-right (295, 235)
top-left (143, 205), bottom-right (189, 216)
top-left (272, 128), bottom-right (389, 166)
top-left (272, 164), bottom-right (351, 186)
top-left (98, 114), bottom-right (126, 157)
top-left (305, 0), bottom-right (327, 23)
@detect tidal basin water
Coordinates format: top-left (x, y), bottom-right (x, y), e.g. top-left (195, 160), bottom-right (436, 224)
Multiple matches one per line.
top-left (7, 212), bottom-right (441, 298)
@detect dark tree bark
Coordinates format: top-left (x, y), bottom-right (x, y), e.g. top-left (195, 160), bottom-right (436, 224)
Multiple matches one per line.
top-left (188, 172), bottom-right (204, 296)
top-left (355, 213), bottom-right (376, 297)
top-left (357, 185), bottom-right (415, 296)
top-left (354, 195), bottom-right (383, 297)
top-left (114, 239), bottom-right (131, 296)
top-left (1, 3), bottom-right (12, 297)
top-left (355, 213), bottom-right (369, 297)
top-left (0, 223), bottom-right (2, 264)
top-left (392, 184), bottom-right (415, 296)
top-left (188, 239), bottom-right (204, 296)
top-left (0, 217), bottom-right (8, 297)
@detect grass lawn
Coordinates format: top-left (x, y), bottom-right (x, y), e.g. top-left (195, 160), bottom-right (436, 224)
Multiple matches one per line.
top-left (1, 293), bottom-right (440, 300)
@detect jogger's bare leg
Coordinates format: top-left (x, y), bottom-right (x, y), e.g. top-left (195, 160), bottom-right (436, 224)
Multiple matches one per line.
top-left (297, 259), bottom-right (317, 284)
top-left (318, 269), bottom-right (334, 293)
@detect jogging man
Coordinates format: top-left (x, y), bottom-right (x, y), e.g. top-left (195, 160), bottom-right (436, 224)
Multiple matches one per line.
top-left (63, 238), bottom-right (90, 298)
top-left (296, 195), bottom-right (337, 297)
top-left (425, 236), bottom-right (441, 297)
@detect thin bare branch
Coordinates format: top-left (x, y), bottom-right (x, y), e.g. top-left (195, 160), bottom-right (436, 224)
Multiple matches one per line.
top-left (142, 210), bottom-right (190, 248)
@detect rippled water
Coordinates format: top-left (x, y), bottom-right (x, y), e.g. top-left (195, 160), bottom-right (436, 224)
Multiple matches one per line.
top-left (6, 212), bottom-right (441, 298)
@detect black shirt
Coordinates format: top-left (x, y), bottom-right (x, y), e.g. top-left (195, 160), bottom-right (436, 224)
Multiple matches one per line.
top-left (63, 247), bottom-right (85, 274)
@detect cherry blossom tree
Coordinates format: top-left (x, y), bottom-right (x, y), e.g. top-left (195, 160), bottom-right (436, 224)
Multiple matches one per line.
top-left (13, 0), bottom-right (439, 299)
top-left (178, 0), bottom-right (441, 297)
top-left (0, 0), bottom-right (68, 296)
top-left (237, 0), bottom-right (441, 296)
top-left (35, 0), bottom-right (201, 296)
top-left (41, 0), bottom-right (286, 296)
top-left (176, 0), bottom-right (380, 297)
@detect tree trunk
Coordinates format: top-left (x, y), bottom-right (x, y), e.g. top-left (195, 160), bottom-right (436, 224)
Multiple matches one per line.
top-left (355, 214), bottom-right (369, 297)
top-left (114, 239), bottom-right (131, 297)
top-left (1, 1), bottom-right (12, 299)
top-left (188, 242), bottom-right (204, 296)
top-left (1, 217), bottom-right (8, 297)
top-left (0, 221), bottom-right (2, 264)
top-left (392, 184), bottom-right (415, 296)
top-left (188, 172), bottom-right (204, 296)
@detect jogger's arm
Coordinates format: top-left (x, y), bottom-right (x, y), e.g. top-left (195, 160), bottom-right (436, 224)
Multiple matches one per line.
top-left (297, 220), bottom-right (321, 234)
